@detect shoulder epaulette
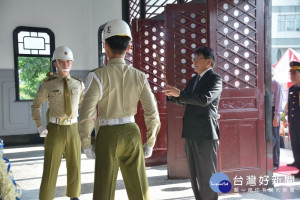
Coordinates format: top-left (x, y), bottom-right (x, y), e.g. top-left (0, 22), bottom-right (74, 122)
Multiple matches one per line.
top-left (71, 76), bottom-right (82, 82)
top-left (44, 72), bottom-right (57, 82)
top-left (89, 67), bottom-right (104, 74)
top-left (46, 72), bottom-right (57, 77)
top-left (90, 68), bottom-right (99, 72)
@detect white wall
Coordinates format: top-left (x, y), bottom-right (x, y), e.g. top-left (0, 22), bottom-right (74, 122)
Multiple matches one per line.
top-left (0, 0), bottom-right (122, 136)
top-left (0, 0), bottom-right (122, 71)
top-left (273, 0), bottom-right (300, 6)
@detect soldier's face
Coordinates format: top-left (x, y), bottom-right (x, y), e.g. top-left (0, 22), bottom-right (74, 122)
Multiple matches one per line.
top-left (54, 59), bottom-right (73, 77)
top-left (290, 70), bottom-right (300, 85)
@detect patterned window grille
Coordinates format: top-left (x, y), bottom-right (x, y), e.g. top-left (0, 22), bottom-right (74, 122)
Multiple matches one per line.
top-left (127, 0), bottom-right (193, 24)
top-left (145, 0), bottom-right (177, 19)
top-left (13, 26), bottom-right (55, 101)
top-left (129, 0), bottom-right (141, 25)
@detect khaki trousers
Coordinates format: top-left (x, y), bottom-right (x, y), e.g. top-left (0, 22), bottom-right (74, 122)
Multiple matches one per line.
top-left (39, 123), bottom-right (81, 200)
top-left (93, 123), bottom-right (150, 200)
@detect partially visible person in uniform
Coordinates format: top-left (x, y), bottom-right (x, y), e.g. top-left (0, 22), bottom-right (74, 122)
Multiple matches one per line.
top-left (78, 19), bottom-right (161, 200)
top-left (165, 47), bottom-right (222, 200)
top-left (271, 68), bottom-right (284, 170)
top-left (284, 61), bottom-right (300, 177)
top-left (31, 46), bottom-right (84, 200)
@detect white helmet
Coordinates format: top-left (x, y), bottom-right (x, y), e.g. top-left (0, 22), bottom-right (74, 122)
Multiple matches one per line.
top-left (102, 19), bottom-right (132, 41)
top-left (52, 46), bottom-right (74, 61)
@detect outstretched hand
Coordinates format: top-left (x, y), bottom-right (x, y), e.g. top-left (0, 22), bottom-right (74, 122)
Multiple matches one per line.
top-left (165, 84), bottom-right (180, 97)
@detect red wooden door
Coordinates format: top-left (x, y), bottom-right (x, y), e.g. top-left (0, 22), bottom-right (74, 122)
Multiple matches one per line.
top-left (165, 2), bottom-right (211, 178)
top-left (214, 0), bottom-right (266, 191)
top-left (165, 0), bottom-right (267, 191)
top-left (132, 19), bottom-right (167, 166)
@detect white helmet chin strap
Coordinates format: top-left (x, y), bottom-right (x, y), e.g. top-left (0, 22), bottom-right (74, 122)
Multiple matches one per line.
top-left (56, 60), bottom-right (71, 72)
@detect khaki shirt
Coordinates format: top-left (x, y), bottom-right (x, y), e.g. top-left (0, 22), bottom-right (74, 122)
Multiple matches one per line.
top-left (32, 74), bottom-right (85, 127)
top-left (79, 58), bottom-right (161, 149)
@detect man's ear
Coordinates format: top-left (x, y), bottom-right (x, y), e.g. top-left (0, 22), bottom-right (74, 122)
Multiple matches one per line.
top-left (104, 42), bottom-right (110, 53)
top-left (52, 61), bottom-right (58, 68)
top-left (207, 59), bottom-right (213, 68)
top-left (125, 43), bottom-right (131, 53)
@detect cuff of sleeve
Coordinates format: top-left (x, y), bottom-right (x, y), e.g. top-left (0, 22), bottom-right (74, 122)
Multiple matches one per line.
top-left (179, 90), bottom-right (183, 97)
top-left (178, 91), bottom-right (184, 103)
top-left (145, 142), bottom-right (155, 148)
top-left (81, 139), bottom-right (91, 150)
top-left (36, 120), bottom-right (42, 128)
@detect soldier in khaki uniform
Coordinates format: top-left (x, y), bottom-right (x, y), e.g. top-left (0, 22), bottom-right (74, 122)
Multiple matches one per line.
top-left (31, 46), bottom-right (84, 200)
top-left (79, 19), bottom-right (161, 200)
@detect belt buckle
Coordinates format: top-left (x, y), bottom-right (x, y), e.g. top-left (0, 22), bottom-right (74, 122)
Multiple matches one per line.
top-left (61, 118), bottom-right (71, 125)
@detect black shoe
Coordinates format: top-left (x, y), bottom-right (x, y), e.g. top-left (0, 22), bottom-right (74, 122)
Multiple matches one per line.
top-left (292, 171), bottom-right (300, 178)
top-left (273, 166), bottom-right (279, 170)
top-left (70, 198), bottom-right (79, 200)
top-left (287, 162), bottom-right (295, 166)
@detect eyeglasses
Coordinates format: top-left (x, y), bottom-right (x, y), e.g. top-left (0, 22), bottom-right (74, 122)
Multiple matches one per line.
top-left (192, 56), bottom-right (206, 62)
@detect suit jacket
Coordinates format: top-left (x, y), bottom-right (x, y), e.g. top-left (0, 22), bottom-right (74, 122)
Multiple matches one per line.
top-left (168, 69), bottom-right (222, 140)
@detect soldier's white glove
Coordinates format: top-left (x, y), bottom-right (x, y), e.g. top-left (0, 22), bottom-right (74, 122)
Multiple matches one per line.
top-left (83, 147), bottom-right (95, 159)
top-left (143, 144), bottom-right (153, 159)
top-left (38, 126), bottom-right (48, 137)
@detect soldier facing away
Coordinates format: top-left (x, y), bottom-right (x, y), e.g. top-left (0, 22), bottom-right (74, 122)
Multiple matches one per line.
top-left (78, 19), bottom-right (161, 200)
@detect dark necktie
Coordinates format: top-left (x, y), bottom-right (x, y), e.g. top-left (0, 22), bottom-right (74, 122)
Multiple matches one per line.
top-left (63, 78), bottom-right (72, 116)
top-left (192, 75), bottom-right (200, 93)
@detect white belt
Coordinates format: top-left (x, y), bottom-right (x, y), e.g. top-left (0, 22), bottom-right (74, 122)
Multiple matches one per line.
top-left (99, 116), bottom-right (135, 126)
top-left (49, 117), bottom-right (78, 125)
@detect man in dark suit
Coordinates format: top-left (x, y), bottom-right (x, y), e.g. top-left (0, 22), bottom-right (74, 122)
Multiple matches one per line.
top-left (165, 46), bottom-right (222, 200)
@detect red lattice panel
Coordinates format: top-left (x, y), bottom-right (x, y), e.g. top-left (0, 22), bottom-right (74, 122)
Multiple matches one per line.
top-left (216, 0), bottom-right (258, 89)
top-left (133, 20), bottom-right (166, 93)
top-left (172, 9), bottom-right (209, 90)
